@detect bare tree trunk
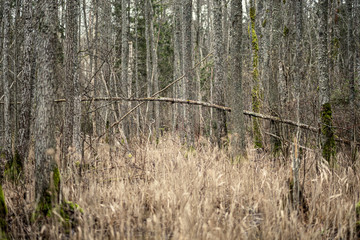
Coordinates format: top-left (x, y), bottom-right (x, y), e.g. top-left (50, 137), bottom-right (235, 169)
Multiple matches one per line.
top-left (213, 0), bottom-right (227, 146)
top-left (183, 0), bottom-right (194, 144)
top-left (149, 1), bottom-right (160, 136)
top-left (230, 0), bottom-right (245, 156)
top-left (2, 0), bottom-right (11, 161)
top-left (17, 0), bottom-right (35, 170)
top-left (195, 0), bottom-right (202, 139)
top-left (63, 0), bottom-right (80, 166)
top-left (318, 0), bottom-right (335, 164)
top-left (71, 0), bottom-right (82, 157)
top-left (34, 0), bottom-right (60, 215)
top-left (346, 0), bottom-right (356, 161)
top-left (145, 0), bottom-right (153, 128)
top-left (134, 0), bottom-right (141, 140)
top-left (269, 0), bottom-right (282, 153)
top-left (172, 1), bottom-right (183, 133)
top-left (121, 0), bottom-right (129, 139)
top-left (292, 0), bottom-right (304, 207)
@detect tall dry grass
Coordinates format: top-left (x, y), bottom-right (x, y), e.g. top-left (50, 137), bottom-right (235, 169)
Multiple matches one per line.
top-left (2, 134), bottom-right (360, 239)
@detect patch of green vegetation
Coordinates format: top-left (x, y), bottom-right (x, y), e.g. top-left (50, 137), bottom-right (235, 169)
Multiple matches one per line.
top-left (33, 167), bottom-right (61, 220)
top-left (59, 201), bottom-right (84, 233)
top-left (53, 167), bottom-right (60, 194)
top-left (320, 103), bottom-right (336, 165)
top-left (283, 25), bottom-right (289, 37)
top-left (262, 19), bottom-right (267, 28)
top-left (331, 37), bottom-right (340, 59)
top-left (0, 184), bottom-right (8, 239)
top-left (356, 201), bottom-right (360, 235)
top-left (4, 151), bottom-right (23, 182)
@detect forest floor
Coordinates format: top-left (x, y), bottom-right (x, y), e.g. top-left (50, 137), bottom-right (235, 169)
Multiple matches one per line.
top-left (3, 134), bottom-right (360, 239)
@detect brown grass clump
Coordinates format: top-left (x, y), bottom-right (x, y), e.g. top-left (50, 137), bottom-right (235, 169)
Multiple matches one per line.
top-left (2, 134), bottom-right (360, 239)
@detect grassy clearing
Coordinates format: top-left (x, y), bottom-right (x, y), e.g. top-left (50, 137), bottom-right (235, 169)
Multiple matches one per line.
top-left (2, 135), bottom-right (360, 239)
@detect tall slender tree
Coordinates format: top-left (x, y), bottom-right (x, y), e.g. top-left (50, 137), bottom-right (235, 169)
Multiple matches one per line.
top-left (292, 0), bottom-right (304, 206)
top-left (250, 0), bottom-right (262, 148)
top-left (121, 0), bottom-right (129, 138)
top-left (318, 0), bottom-right (335, 164)
top-left (230, 0), bottom-right (245, 155)
top-left (173, 1), bottom-right (183, 133)
top-left (2, 0), bottom-right (11, 161)
top-left (183, 0), bottom-right (195, 144)
top-left (213, 0), bottom-right (227, 146)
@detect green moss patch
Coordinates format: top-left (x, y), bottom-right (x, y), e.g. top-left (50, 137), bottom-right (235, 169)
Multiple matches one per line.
top-left (4, 151), bottom-right (23, 182)
top-left (0, 184), bottom-right (8, 239)
top-left (59, 201), bottom-right (84, 232)
top-left (320, 103), bottom-right (336, 164)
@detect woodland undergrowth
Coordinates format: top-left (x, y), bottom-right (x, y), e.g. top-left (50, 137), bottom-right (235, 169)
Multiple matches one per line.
top-left (2, 134), bottom-right (360, 239)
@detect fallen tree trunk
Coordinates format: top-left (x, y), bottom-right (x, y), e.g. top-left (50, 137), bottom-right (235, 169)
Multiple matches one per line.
top-left (5, 95), bottom-right (358, 146)
top-left (242, 110), bottom-right (318, 133)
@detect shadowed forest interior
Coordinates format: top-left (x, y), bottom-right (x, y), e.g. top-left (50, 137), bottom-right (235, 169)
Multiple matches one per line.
top-left (0, 0), bottom-right (360, 239)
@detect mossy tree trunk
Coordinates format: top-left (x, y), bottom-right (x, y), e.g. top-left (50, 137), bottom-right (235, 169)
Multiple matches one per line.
top-left (318, 0), bottom-right (335, 164)
top-left (34, 0), bottom-right (60, 215)
top-left (0, 184), bottom-right (8, 238)
top-left (250, 0), bottom-right (262, 148)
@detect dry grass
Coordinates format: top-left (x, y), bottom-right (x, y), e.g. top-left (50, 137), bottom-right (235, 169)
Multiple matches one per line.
top-left (3, 134), bottom-right (360, 239)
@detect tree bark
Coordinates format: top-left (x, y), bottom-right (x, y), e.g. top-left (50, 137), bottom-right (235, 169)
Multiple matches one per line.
top-left (35, 0), bottom-right (60, 214)
top-left (230, 0), bottom-right (245, 156)
top-left (17, 0), bottom-right (35, 169)
top-left (183, 0), bottom-right (194, 144)
top-left (250, 0), bottom-right (262, 148)
top-left (121, 0), bottom-right (129, 138)
top-left (212, 0), bottom-right (227, 146)
top-left (63, 0), bottom-right (80, 166)
top-left (318, 0), bottom-right (335, 164)
top-left (172, 1), bottom-right (183, 133)
top-left (292, 0), bottom-right (304, 207)
top-left (2, 0), bottom-right (11, 161)
top-left (269, 0), bottom-right (282, 153)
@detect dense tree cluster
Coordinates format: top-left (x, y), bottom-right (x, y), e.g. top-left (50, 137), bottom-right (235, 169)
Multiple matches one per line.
top-left (0, 0), bottom-right (359, 232)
